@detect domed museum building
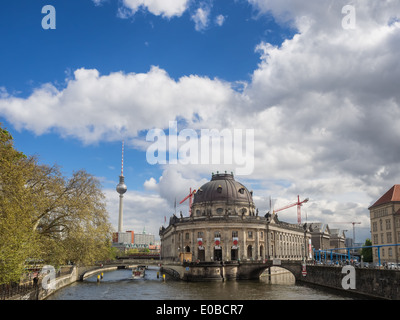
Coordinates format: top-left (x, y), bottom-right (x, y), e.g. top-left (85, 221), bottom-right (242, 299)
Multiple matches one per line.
top-left (159, 172), bottom-right (312, 264)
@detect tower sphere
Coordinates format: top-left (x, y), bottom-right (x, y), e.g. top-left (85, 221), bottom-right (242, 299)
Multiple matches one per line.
top-left (116, 176), bottom-right (127, 194)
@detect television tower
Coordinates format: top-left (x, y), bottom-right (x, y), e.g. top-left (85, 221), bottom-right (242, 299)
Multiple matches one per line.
top-left (116, 140), bottom-right (127, 233)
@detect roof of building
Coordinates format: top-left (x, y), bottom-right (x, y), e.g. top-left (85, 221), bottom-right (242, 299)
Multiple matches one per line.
top-left (192, 172), bottom-right (254, 206)
top-left (330, 228), bottom-right (346, 238)
top-left (369, 185), bottom-right (400, 209)
top-left (307, 222), bottom-right (330, 234)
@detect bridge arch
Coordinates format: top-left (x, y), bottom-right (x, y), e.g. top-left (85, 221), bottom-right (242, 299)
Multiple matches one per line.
top-left (237, 261), bottom-right (303, 281)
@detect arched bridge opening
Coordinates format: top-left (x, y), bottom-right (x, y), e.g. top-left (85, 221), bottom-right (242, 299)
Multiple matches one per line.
top-left (237, 260), bottom-right (303, 281)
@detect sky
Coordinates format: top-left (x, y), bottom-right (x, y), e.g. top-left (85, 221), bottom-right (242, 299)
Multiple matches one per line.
top-left (1, 0), bottom-right (399, 243)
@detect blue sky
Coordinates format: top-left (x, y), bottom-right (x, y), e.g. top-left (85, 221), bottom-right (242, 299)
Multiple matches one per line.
top-left (0, 0), bottom-right (293, 95)
top-left (1, 0), bottom-right (399, 242)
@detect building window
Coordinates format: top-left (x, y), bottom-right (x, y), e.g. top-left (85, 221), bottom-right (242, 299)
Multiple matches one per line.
top-left (374, 207), bottom-right (388, 218)
top-left (214, 231), bottom-right (221, 238)
top-left (260, 231), bottom-right (264, 239)
top-left (232, 231), bottom-right (238, 238)
top-left (248, 231), bottom-right (253, 239)
top-left (381, 233), bottom-right (384, 244)
top-left (185, 233), bottom-right (189, 240)
top-left (387, 232), bottom-right (392, 243)
top-left (372, 222), bottom-right (377, 232)
top-left (247, 245), bottom-right (253, 258)
top-left (198, 231), bottom-right (203, 238)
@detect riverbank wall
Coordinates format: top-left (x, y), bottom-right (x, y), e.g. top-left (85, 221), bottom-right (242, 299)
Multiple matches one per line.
top-left (297, 265), bottom-right (400, 300)
top-left (3, 265), bottom-right (127, 300)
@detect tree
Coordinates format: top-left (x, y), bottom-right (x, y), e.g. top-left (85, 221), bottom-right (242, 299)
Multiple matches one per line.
top-left (361, 239), bottom-right (373, 262)
top-left (27, 166), bottom-right (113, 266)
top-left (0, 127), bottom-right (40, 284)
top-left (0, 123), bottom-right (113, 284)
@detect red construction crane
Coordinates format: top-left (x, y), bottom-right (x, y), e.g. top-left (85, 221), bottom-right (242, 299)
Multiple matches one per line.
top-left (179, 188), bottom-right (196, 216)
top-left (273, 195), bottom-right (309, 224)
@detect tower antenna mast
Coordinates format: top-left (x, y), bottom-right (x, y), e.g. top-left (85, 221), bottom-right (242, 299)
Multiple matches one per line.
top-left (116, 140), bottom-right (127, 233)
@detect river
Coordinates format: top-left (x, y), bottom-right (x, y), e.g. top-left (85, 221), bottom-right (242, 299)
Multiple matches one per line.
top-left (46, 266), bottom-right (353, 300)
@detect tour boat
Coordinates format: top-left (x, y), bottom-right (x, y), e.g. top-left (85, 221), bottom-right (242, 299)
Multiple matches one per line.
top-left (132, 266), bottom-right (146, 279)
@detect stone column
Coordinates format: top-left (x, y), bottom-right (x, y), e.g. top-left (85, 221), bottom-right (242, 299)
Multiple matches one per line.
top-left (192, 230), bottom-right (196, 261)
top-left (206, 228), bottom-right (211, 261)
top-left (224, 229), bottom-right (230, 261)
top-left (242, 228), bottom-right (246, 260)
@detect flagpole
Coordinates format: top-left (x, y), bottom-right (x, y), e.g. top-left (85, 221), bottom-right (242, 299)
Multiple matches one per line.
top-left (174, 197), bottom-right (177, 215)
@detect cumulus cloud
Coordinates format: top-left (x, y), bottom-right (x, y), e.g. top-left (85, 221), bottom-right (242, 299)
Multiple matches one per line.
top-left (104, 188), bottom-right (170, 235)
top-left (215, 14), bottom-right (226, 27)
top-left (92, 0), bottom-right (105, 6)
top-left (2, 0), bottom-right (400, 241)
top-left (191, 5), bottom-right (211, 31)
top-left (0, 66), bottom-right (240, 144)
top-left (119, 0), bottom-right (189, 18)
top-left (144, 177), bottom-right (158, 190)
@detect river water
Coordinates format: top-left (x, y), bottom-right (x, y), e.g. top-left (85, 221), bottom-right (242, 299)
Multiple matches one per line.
top-left (46, 267), bottom-right (352, 300)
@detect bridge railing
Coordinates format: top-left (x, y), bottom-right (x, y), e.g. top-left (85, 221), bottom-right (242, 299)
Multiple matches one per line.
top-left (314, 243), bottom-right (400, 268)
top-left (0, 265), bottom-right (75, 300)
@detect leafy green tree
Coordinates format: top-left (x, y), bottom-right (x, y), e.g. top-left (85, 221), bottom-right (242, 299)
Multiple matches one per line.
top-left (361, 239), bottom-right (373, 262)
top-left (28, 166), bottom-right (113, 266)
top-left (0, 123), bottom-right (113, 284)
top-left (0, 127), bottom-right (40, 284)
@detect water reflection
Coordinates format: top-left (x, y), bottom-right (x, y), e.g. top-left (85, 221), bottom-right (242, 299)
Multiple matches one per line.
top-left (260, 266), bottom-right (296, 285)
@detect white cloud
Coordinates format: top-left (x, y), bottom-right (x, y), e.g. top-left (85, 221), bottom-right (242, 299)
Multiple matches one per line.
top-left (119, 0), bottom-right (189, 18)
top-left (92, 0), bottom-right (105, 6)
top-left (0, 66), bottom-right (239, 144)
top-left (143, 177), bottom-right (158, 190)
top-left (104, 188), bottom-right (170, 236)
top-left (2, 0), bottom-right (400, 242)
top-left (215, 14), bottom-right (226, 26)
top-left (191, 5), bottom-right (211, 31)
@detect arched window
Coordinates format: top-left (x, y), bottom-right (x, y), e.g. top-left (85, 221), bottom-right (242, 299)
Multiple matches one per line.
top-left (260, 245), bottom-right (264, 258)
top-left (247, 245), bottom-right (253, 259)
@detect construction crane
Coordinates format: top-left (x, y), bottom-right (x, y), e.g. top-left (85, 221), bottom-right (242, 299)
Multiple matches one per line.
top-left (179, 188), bottom-right (196, 216)
top-left (273, 195), bottom-right (309, 224)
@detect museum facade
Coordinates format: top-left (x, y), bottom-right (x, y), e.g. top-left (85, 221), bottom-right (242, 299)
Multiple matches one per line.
top-left (159, 172), bottom-right (313, 263)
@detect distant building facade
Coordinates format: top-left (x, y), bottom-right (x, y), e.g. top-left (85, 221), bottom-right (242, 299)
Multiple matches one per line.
top-left (134, 230), bottom-right (156, 247)
top-left (112, 231), bottom-right (134, 244)
top-left (306, 223), bottom-right (347, 255)
top-left (369, 185), bottom-right (400, 263)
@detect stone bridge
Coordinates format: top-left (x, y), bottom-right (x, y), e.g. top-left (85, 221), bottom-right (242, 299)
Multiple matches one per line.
top-left (92, 259), bottom-right (302, 281)
top-left (94, 259), bottom-right (400, 299)
top-left (160, 259), bottom-right (304, 282)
